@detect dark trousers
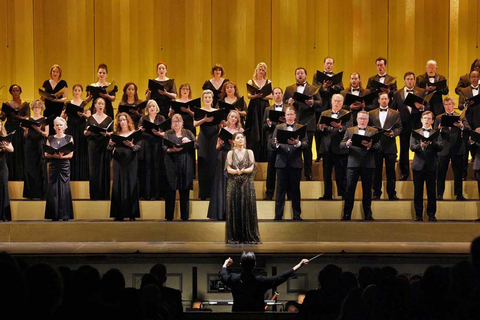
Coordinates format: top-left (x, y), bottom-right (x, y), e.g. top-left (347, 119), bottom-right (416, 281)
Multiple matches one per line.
top-left (303, 132), bottom-right (314, 177)
top-left (413, 168), bottom-right (437, 219)
top-left (373, 153), bottom-right (397, 198)
top-left (475, 170), bottom-right (480, 198)
top-left (464, 142), bottom-right (476, 178)
top-left (399, 126), bottom-right (411, 178)
top-left (343, 167), bottom-right (373, 219)
top-left (315, 112), bottom-right (322, 159)
top-left (275, 167), bottom-right (302, 219)
top-left (322, 152), bottom-right (347, 198)
top-left (265, 150), bottom-right (277, 198)
top-left (437, 154), bottom-right (463, 197)
top-left (165, 189), bottom-right (190, 220)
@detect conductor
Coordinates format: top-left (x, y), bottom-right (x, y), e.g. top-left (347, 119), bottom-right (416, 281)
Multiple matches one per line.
top-left (220, 252), bottom-right (309, 312)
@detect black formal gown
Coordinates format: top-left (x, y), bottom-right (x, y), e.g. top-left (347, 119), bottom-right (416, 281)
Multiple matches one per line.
top-left (66, 103), bottom-right (89, 181)
top-left (202, 79), bottom-right (229, 107)
top-left (44, 135), bottom-right (74, 220)
top-left (197, 121), bottom-right (219, 200)
top-left (149, 79), bottom-right (177, 118)
top-left (245, 80), bottom-right (270, 162)
top-left (176, 105), bottom-right (197, 178)
top-left (42, 80), bottom-right (67, 135)
top-left (87, 84), bottom-right (118, 119)
top-left (119, 101), bottom-right (145, 129)
top-left (86, 116), bottom-right (113, 200)
top-left (0, 151), bottom-right (11, 221)
top-left (23, 118), bottom-right (47, 199)
top-left (2, 102), bottom-right (29, 181)
top-left (138, 114), bottom-right (166, 200)
top-left (225, 150), bottom-right (260, 244)
top-left (109, 138), bottom-right (141, 220)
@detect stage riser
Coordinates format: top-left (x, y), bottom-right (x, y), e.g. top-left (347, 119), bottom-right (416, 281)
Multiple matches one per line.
top-left (9, 200), bottom-right (480, 221)
top-left (7, 181), bottom-right (480, 200)
top-left (1, 221), bottom-right (479, 243)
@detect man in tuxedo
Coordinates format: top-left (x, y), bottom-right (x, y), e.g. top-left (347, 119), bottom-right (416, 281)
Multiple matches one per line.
top-left (272, 106), bottom-right (308, 220)
top-left (416, 60), bottom-right (449, 116)
top-left (366, 57), bottom-right (397, 108)
top-left (150, 263), bottom-right (183, 318)
top-left (455, 59), bottom-right (480, 95)
top-left (391, 72), bottom-right (429, 181)
top-left (262, 87), bottom-right (287, 200)
top-left (410, 111), bottom-right (443, 221)
top-left (284, 67), bottom-right (322, 181)
top-left (434, 96), bottom-right (470, 200)
top-left (313, 57), bottom-right (344, 161)
top-left (369, 92), bottom-right (402, 200)
top-left (341, 72), bottom-right (372, 126)
top-left (340, 111), bottom-right (381, 221)
top-left (220, 252), bottom-right (309, 312)
top-left (317, 94), bottom-right (350, 200)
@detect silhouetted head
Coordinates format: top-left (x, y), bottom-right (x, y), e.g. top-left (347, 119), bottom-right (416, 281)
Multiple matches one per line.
top-left (150, 264), bottom-right (167, 284)
top-left (241, 252), bottom-right (256, 272)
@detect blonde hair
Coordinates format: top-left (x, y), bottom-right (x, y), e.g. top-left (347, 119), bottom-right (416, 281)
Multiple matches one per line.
top-left (31, 99), bottom-right (46, 111)
top-left (225, 110), bottom-right (242, 129)
top-left (253, 62), bottom-right (268, 79)
top-left (202, 89), bottom-right (214, 100)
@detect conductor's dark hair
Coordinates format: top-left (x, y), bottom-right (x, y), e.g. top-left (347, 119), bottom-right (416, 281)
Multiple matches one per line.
top-left (376, 57), bottom-right (387, 65)
top-left (240, 252), bottom-right (256, 272)
top-left (470, 59), bottom-right (480, 71)
top-left (150, 263), bottom-right (167, 284)
top-left (404, 71), bottom-right (415, 79)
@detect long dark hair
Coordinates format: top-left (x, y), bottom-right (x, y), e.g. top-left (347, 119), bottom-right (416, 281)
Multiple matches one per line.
top-left (121, 82), bottom-right (141, 104)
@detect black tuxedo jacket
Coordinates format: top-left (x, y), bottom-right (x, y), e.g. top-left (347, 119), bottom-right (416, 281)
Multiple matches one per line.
top-left (458, 87), bottom-right (479, 129)
top-left (263, 104), bottom-right (288, 151)
top-left (272, 123), bottom-right (308, 168)
top-left (340, 88), bottom-right (372, 126)
top-left (366, 74), bottom-right (397, 106)
top-left (317, 109), bottom-right (350, 155)
top-left (368, 108), bottom-right (402, 154)
top-left (434, 112), bottom-right (470, 156)
top-left (410, 128), bottom-right (443, 171)
top-left (283, 83), bottom-right (322, 132)
top-left (220, 267), bottom-right (295, 312)
top-left (340, 126), bottom-right (381, 168)
top-left (455, 74), bottom-right (471, 95)
top-left (416, 73), bottom-right (449, 115)
top-left (391, 87), bottom-right (429, 130)
top-left (313, 72), bottom-right (345, 113)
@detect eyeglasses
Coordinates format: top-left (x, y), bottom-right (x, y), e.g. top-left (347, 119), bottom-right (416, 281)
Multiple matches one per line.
top-left (172, 120), bottom-right (183, 123)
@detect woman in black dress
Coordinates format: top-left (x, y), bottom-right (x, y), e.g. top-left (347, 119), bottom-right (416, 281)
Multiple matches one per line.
top-left (41, 65), bottom-right (68, 136)
top-left (138, 100), bottom-right (165, 200)
top-left (87, 63), bottom-right (118, 119)
top-left (44, 117), bottom-right (74, 221)
top-left (219, 81), bottom-right (247, 125)
top-left (108, 113), bottom-right (141, 221)
top-left (84, 98), bottom-right (113, 200)
top-left (146, 62), bottom-right (177, 118)
top-left (0, 121), bottom-right (13, 222)
top-left (163, 113), bottom-right (196, 221)
top-left (225, 132), bottom-right (260, 244)
top-left (64, 84), bottom-right (90, 181)
top-left (0, 84), bottom-right (30, 180)
top-left (119, 82), bottom-right (145, 128)
top-left (194, 90), bottom-right (218, 200)
top-left (22, 99), bottom-right (48, 199)
top-left (202, 64), bottom-right (229, 106)
top-left (246, 62), bottom-right (272, 162)
top-left (207, 110), bottom-right (243, 220)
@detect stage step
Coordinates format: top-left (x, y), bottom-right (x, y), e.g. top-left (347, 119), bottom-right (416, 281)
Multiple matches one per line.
top-left (8, 181), bottom-right (480, 201)
top-left (0, 220), bottom-right (478, 244)
top-left (9, 199), bottom-right (480, 221)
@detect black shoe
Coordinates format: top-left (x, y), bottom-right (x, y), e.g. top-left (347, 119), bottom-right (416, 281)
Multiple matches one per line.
top-left (129, 217), bottom-right (136, 221)
top-left (114, 217), bottom-right (124, 221)
top-left (365, 216), bottom-right (375, 221)
top-left (389, 195), bottom-right (399, 200)
top-left (274, 217), bottom-right (282, 221)
top-left (428, 217), bottom-right (437, 222)
top-left (63, 218), bottom-right (69, 222)
top-left (372, 195), bottom-right (381, 200)
top-left (437, 196), bottom-right (443, 200)
top-left (415, 217), bottom-right (422, 221)
top-left (341, 216), bottom-right (351, 221)
top-left (264, 196), bottom-right (273, 200)
top-left (293, 217), bottom-right (303, 221)
top-left (318, 196), bottom-right (333, 200)
top-left (399, 175), bottom-right (409, 181)
top-left (305, 176), bottom-right (314, 181)
top-left (456, 195), bottom-right (466, 201)
top-left (52, 218), bottom-right (59, 221)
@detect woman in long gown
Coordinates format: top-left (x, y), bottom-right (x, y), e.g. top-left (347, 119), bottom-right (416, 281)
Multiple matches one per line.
top-left (202, 64), bottom-right (229, 107)
top-left (108, 113), bottom-right (141, 221)
top-left (41, 64), bottom-right (68, 135)
top-left (138, 100), bottom-right (165, 200)
top-left (194, 90), bottom-right (218, 200)
top-left (87, 63), bottom-right (118, 119)
top-left (64, 84), bottom-right (90, 181)
top-left (225, 132), bottom-right (260, 244)
top-left (119, 82), bottom-right (145, 128)
top-left (84, 98), bottom-right (113, 200)
top-left (0, 121), bottom-right (13, 221)
top-left (246, 62), bottom-right (273, 162)
top-left (207, 110), bottom-right (243, 220)
top-left (219, 81), bottom-right (247, 126)
top-left (44, 117), bottom-right (74, 221)
top-left (22, 99), bottom-right (48, 199)
top-left (146, 62), bottom-right (177, 118)
top-left (163, 114), bottom-right (196, 221)
top-left (0, 84), bottom-right (30, 180)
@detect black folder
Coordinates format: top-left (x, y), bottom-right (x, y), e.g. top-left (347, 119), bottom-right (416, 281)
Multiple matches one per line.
top-left (110, 130), bottom-right (143, 145)
top-left (65, 102), bottom-right (86, 122)
top-left (0, 131), bottom-right (15, 143)
top-left (246, 82), bottom-right (272, 97)
top-left (276, 125), bottom-right (307, 144)
top-left (193, 108), bottom-right (225, 125)
top-left (403, 93), bottom-right (427, 108)
top-left (369, 79), bottom-right (395, 91)
top-left (43, 142), bottom-right (74, 155)
top-left (315, 71), bottom-right (343, 85)
top-left (466, 94), bottom-right (480, 107)
top-left (118, 100), bottom-right (148, 115)
top-left (470, 130), bottom-right (480, 143)
top-left (148, 79), bottom-right (175, 93)
top-left (87, 121), bottom-right (113, 134)
top-left (293, 92), bottom-right (314, 104)
top-left (202, 81), bottom-right (222, 97)
top-left (38, 88), bottom-right (65, 101)
top-left (141, 119), bottom-right (172, 134)
top-left (20, 116), bottom-right (54, 129)
top-left (411, 129), bottom-right (440, 142)
top-left (1, 103), bottom-right (19, 117)
top-left (426, 79), bottom-right (447, 91)
top-left (170, 98), bottom-right (201, 114)
top-left (351, 132), bottom-right (382, 147)
top-left (268, 110), bottom-right (285, 123)
top-left (218, 128), bottom-right (233, 143)
top-left (163, 138), bottom-right (195, 150)
top-left (344, 91), bottom-right (377, 106)
top-left (440, 115), bottom-right (460, 127)
top-left (218, 96), bottom-right (245, 114)
top-left (86, 82), bottom-right (116, 96)
top-left (319, 112), bottom-right (351, 126)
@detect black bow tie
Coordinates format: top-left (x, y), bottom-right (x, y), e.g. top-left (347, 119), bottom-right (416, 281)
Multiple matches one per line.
top-left (472, 86), bottom-right (479, 90)
top-left (358, 127), bottom-right (366, 130)
top-left (296, 83), bottom-right (305, 87)
top-left (352, 88), bottom-right (360, 92)
top-left (447, 113), bottom-right (455, 116)
top-left (423, 128), bottom-right (431, 132)
top-left (324, 71), bottom-right (333, 75)
top-left (406, 89), bottom-right (414, 93)
top-left (286, 123), bottom-right (294, 127)
top-left (332, 111), bottom-right (339, 115)
top-left (428, 75), bottom-right (436, 79)
top-left (380, 108), bottom-right (388, 112)
top-left (378, 75), bottom-right (386, 78)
